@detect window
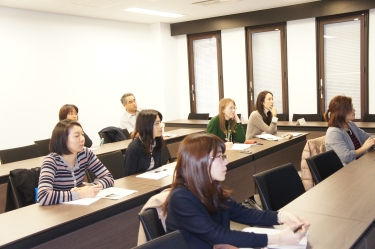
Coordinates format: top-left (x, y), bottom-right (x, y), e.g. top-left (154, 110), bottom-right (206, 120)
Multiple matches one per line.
top-left (317, 12), bottom-right (368, 119)
top-left (187, 32), bottom-right (223, 117)
top-left (246, 24), bottom-right (288, 116)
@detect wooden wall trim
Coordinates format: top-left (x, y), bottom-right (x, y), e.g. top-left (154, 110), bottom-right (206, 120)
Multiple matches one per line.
top-left (170, 0), bottom-right (375, 36)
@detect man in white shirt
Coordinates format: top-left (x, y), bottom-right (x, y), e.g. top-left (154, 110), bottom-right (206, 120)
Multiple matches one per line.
top-left (120, 93), bottom-right (140, 138)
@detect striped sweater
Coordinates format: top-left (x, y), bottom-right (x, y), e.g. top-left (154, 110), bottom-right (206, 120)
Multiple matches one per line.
top-left (38, 147), bottom-right (114, 206)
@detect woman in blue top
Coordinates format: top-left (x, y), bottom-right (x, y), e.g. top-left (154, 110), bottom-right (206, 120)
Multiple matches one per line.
top-left (325, 95), bottom-right (375, 165)
top-left (162, 133), bottom-right (309, 249)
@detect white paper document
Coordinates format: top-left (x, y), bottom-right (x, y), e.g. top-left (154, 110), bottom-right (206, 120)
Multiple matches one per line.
top-left (62, 187), bottom-right (138, 205)
top-left (256, 134), bottom-right (279, 141)
top-left (226, 144), bottom-right (251, 151)
top-left (241, 227), bottom-right (308, 249)
top-left (136, 163), bottom-right (176, 180)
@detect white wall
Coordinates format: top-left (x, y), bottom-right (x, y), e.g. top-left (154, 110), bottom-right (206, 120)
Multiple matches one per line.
top-left (287, 18), bottom-right (317, 121)
top-left (0, 7), bottom-right (163, 149)
top-left (1, 6), bottom-right (374, 150)
top-left (221, 28), bottom-right (247, 121)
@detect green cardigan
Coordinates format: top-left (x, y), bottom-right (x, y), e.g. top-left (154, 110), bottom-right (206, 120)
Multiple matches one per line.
top-left (207, 115), bottom-right (246, 143)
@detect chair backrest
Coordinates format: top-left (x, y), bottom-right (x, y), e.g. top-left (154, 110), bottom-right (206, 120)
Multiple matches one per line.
top-left (187, 113), bottom-right (209, 120)
top-left (5, 167), bottom-right (41, 212)
top-left (0, 144), bottom-right (43, 164)
top-left (98, 126), bottom-right (127, 144)
top-left (305, 150), bottom-right (343, 185)
top-left (362, 113), bottom-right (375, 122)
top-left (98, 132), bottom-right (112, 144)
top-left (122, 128), bottom-right (131, 139)
top-left (131, 231), bottom-right (189, 249)
top-left (139, 208), bottom-right (166, 241)
top-left (236, 113), bottom-right (241, 120)
top-left (277, 113), bottom-right (288, 121)
top-left (253, 163), bottom-right (305, 211)
top-left (160, 145), bottom-right (175, 165)
top-left (300, 135), bottom-right (326, 191)
top-left (34, 138), bottom-right (51, 156)
top-left (96, 150), bottom-right (125, 180)
top-left (292, 113), bottom-right (323, 121)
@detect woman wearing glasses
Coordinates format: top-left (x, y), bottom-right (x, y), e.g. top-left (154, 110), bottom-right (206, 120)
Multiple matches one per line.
top-left (246, 91), bottom-right (278, 139)
top-left (59, 104), bottom-right (93, 147)
top-left (162, 133), bottom-right (309, 249)
top-left (123, 109), bottom-right (165, 176)
top-left (207, 98), bottom-right (245, 146)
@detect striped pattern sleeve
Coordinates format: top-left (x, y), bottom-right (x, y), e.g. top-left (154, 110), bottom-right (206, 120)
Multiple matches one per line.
top-left (38, 155), bottom-right (79, 206)
top-left (85, 149), bottom-right (114, 189)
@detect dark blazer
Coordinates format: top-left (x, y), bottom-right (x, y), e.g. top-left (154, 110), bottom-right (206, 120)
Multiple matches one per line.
top-left (123, 138), bottom-right (162, 176)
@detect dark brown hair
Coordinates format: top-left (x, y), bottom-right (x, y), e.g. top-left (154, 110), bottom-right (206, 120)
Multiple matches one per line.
top-left (50, 119), bottom-right (83, 155)
top-left (59, 104), bottom-right (78, 121)
top-left (134, 109), bottom-right (164, 156)
top-left (324, 95), bottom-right (353, 128)
top-left (218, 98), bottom-right (237, 134)
top-left (162, 133), bottom-right (232, 215)
top-left (256, 90), bottom-right (273, 125)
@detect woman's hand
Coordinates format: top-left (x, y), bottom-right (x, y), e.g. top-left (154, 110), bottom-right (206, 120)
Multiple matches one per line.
top-left (279, 211), bottom-right (310, 229)
top-left (267, 223), bottom-right (307, 246)
top-left (72, 184), bottom-right (103, 199)
top-left (270, 107), bottom-right (278, 117)
top-left (363, 137), bottom-right (375, 150)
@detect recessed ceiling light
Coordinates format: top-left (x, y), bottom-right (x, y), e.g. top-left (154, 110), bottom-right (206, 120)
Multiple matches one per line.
top-left (124, 7), bottom-right (184, 18)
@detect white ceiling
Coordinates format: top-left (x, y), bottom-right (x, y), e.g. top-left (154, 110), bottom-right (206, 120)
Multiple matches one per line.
top-left (0, 0), bottom-right (319, 24)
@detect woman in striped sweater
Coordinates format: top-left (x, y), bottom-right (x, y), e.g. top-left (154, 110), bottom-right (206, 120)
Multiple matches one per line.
top-left (38, 120), bottom-right (114, 206)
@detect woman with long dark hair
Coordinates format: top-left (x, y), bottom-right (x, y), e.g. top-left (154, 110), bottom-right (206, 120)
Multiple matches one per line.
top-left (162, 133), bottom-right (309, 249)
top-left (123, 109), bottom-right (165, 176)
top-left (246, 90), bottom-right (278, 139)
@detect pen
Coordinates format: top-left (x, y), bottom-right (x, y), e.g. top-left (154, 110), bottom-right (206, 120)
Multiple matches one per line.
top-left (293, 224), bottom-right (303, 233)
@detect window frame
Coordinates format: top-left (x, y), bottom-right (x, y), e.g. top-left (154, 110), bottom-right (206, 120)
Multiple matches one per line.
top-left (245, 23), bottom-right (288, 117)
top-left (187, 31), bottom-right (224, 114)
top-left (317, 11), bottom-right (369, 119)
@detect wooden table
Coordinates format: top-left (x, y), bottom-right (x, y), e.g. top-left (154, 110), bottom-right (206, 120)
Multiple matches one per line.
top-left (282, 149), bottom-right (375, 248)
top-left (0, 178), bottom-right (161, 249)
top-left (164, 119), bottom-right (248, 131)
top-left (0, 132), bottom-right (307, 249)
top-left (0, 128), bottom-right (204, 214)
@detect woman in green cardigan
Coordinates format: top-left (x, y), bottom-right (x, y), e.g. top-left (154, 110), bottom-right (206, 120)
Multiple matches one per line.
top-left (207, 98), bottom-right (246, 147)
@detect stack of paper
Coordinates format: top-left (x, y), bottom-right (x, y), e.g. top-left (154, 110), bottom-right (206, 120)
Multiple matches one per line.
top-left (256, 134), bottom-right (279, 141)
top-left (62, 187), bottom-right (138, 205)
top-left (226, 144), bottom-right (251, 151)
top-left (136, 163), bottom-right (176, 179)
top-left (241, 227), bottom-right (308, 249)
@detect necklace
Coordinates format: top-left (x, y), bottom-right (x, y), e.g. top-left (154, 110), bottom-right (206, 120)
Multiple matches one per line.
top-left (347, 129), bottom-right (352, 135)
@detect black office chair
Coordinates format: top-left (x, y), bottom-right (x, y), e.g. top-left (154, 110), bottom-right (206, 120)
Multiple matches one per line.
top-left (305, 150), bottom-right (343, 185)
top-left (292, 114), bottom-right (323, 121)
top-left (98, 126), bottom-right (127, 144)
top-left (253, 163), bottom-right (305, 211)
top-left (161, 145), bottom-right (176, 165)
top-left (122, 128), bottom-right (131, 139)
top-left (34, 138), bottom-right (51, 156)
top-left (139, 208), bottom-right (166, 241)
top-left (131, 231), bottom-right (189, 249)
top-left (277, 113), bottom-right (288, 121)
top-left (362, 113), bottom-right (375, 122)
top-left (0, 144), bottom-right (43, 164)
top-left (5, 167), bottom-right (41, 212)
top-left (187, 113), bottom-right (209, 120)
top-left (86, 150), bottom-right (125, 182)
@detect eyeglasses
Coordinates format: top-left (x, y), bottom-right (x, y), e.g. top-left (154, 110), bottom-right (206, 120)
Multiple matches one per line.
top-left (227, 106), bottom-right (237, 110)
top-left (211, 154), bottom-right (228, 161)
